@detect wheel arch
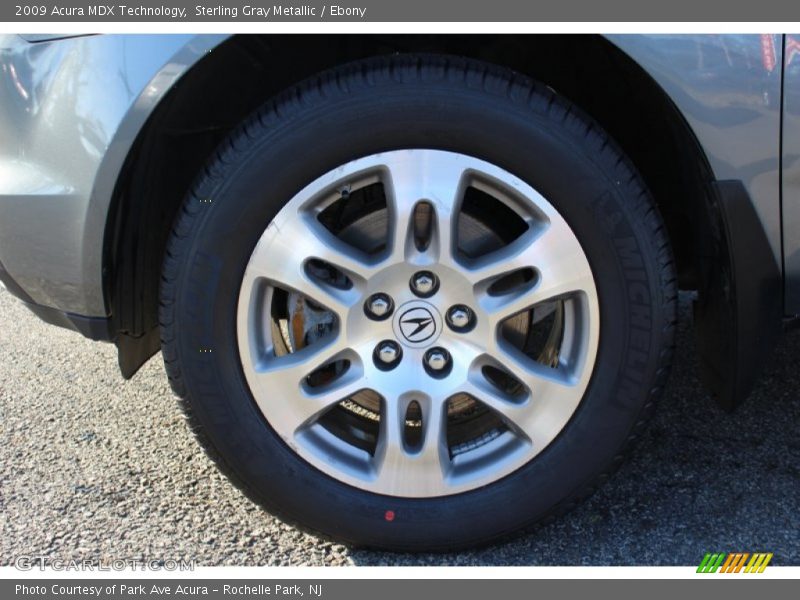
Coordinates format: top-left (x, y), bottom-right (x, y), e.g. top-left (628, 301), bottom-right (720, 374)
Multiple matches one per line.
top-left (106, 34), bottom-right (763, 406)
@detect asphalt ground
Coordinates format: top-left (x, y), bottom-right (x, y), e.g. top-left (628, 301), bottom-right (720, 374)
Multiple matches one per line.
top-left (1, 287), bottom-right (798, 566)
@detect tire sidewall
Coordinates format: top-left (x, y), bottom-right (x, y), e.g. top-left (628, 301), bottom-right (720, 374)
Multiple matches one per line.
top-left (167, 65), bottom-right (667, 549)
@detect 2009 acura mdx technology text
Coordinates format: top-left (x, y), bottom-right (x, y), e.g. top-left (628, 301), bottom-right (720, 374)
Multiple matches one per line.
top-left (1, 33), bottom-right (798, 550)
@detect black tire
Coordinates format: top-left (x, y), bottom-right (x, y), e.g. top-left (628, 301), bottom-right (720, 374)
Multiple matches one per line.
top-left (160, 55), bottom-right (676, 551)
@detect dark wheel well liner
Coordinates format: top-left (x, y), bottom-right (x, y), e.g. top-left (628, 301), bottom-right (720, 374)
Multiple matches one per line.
top-left (106, 34), bottom-right (717, 379)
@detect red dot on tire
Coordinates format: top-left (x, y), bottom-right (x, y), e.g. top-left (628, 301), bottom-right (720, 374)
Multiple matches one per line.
top-left (384, 510), bottom-right (395, 522)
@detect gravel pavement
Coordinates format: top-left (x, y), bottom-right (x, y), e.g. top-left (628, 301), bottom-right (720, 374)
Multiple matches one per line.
top-left (1, 287), bottom-right (798, 566)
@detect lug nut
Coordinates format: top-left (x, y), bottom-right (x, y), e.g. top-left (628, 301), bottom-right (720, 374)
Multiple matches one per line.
top-left (446, 305), bottom-right (475, 332)
top-left (423, 347), bottom-right (452, 377)
top-left (410, 271), bottom-right (439, 298)
top-left (364, 293), bottom-right (394, 320)
top-left (374, 340), bottom-right (402, 370)
top-left (425, 350), bottom-right (448, 370)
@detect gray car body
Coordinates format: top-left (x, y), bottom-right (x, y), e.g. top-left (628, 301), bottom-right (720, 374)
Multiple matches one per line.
top-left (0, 33), bottom-right (796, 383)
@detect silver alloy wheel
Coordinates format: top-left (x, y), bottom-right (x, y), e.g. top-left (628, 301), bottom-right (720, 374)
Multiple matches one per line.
top-left (236, 150), bottom-right (600, 498)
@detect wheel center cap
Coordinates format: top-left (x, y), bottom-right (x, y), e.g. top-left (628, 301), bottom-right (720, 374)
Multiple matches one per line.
top-left (392, 301), bottom-right (442, 348)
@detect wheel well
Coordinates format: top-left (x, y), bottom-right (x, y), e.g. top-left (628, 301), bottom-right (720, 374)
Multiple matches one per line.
top-left (107, 34), bottom-right (716, 377)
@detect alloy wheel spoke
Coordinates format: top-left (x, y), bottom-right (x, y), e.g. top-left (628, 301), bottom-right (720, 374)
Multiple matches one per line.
top-left (291, 374), bottom-right (368, 431)
top-left (460, 378), bottom-right (535, 441)
top-left (383, 151), bottom-right (467, 266)
top-left (373, 396), bottom-right (450, 491)
top-left (257, 336), bottom-right (343, 380)
top-left (255, 338), bottom-right (364, 430)
top-left (245, 212), bottom-right (376, 317)
top-left (486, 338), bottom-right (574, 390)
top-left (467, 351), bottom-right (578, 444)
top-left (475, 223), bottom-right (594, 325)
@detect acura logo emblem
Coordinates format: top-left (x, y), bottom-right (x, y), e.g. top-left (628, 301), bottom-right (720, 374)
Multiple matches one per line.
top-left (398, 307), bottom-right (436, 343)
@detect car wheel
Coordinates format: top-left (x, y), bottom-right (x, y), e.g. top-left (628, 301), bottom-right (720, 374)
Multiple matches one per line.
top-left (160, 55), bottom-right (676, 551)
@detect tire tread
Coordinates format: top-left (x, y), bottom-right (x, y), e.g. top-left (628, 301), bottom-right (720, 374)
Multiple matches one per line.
top-left (159, 54), bottom-right (677, 551)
